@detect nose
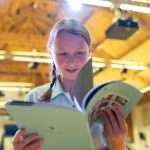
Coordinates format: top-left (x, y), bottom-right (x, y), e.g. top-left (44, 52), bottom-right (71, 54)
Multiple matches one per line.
top-left (66, 55), bottom-right (77, 66)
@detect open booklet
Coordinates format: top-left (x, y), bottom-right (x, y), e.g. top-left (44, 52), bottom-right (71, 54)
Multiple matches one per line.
top-left (74, 58), bottom-right (143, 125)
top-left (5, 58), bottom-right (143, 150)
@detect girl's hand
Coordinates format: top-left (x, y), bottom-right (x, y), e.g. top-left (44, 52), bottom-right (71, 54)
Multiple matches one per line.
top-left (12, 129), bottom-right (43, 150)
top-left (101, 107), bottom-right (128, 150)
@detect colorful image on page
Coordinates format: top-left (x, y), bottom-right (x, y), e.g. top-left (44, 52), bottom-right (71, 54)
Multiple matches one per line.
top-left (88, 94), bottom-right (129, 126)
top-left (88, 94), bottom-right (113, 126)
top-left (112, 95), bottom-right (128, 108)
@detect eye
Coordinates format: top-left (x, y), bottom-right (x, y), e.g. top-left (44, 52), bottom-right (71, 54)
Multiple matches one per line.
top-left (77, 51), bottom-right (84, 55)
top-left (58, 52), bottom-right (67, 56)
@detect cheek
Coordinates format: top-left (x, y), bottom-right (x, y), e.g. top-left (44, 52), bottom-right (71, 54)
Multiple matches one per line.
top-left (55, 58), bottom-right (64, 68)
top-left (78, 55), bottom-right (89, 66)
top-left (52, 56), bottom-right (64, 72)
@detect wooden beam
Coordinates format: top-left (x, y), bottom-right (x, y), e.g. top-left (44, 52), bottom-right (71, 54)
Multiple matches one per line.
top-left (126, 113), bottom-right (134, 143)
top-left (119, 35), bottom-right (150, 58)
top-left (9, 0), bottom-right (21, 16)
top-left (138, 91), bottom-right (150, 105)
top-left (0, 32), bottom-right (47, 43)
top-left (0, 33), bottom-right (47, 51)
top-left (0, 60), bottom-right (49, 85)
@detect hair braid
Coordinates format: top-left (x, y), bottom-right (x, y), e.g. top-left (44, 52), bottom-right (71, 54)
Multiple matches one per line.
top-left (38, 63), bottom-right (57, 102)
top-left (50, 63), bottom-right (57, 90)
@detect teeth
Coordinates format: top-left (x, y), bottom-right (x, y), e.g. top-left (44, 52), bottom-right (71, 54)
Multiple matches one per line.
top-left (68, 69), bottom-right (76, 71)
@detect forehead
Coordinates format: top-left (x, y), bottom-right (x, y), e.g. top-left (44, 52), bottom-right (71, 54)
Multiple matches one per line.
top-left (54, 31), bottom-right (88, 49)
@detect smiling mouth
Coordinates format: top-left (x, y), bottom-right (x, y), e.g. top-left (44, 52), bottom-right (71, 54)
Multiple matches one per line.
top-left (65, 69), bottom-right (79, 73)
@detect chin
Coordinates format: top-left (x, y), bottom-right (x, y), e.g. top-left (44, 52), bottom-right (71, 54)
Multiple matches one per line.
top-left (64, 75), bottom-right (78, 81)
top-left (63, 72), bottom-right (79, 81)
top-left (66, 77), bottom-right (76, 81)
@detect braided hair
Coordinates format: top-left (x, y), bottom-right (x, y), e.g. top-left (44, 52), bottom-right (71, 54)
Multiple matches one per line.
top-left (38, 63), bottom-right (57, 102)
top-left (38, 18), bottom-right (91, 102)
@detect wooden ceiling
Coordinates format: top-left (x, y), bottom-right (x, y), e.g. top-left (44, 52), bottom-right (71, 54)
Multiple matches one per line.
top-left (0, 0), bottom-right (150, 91)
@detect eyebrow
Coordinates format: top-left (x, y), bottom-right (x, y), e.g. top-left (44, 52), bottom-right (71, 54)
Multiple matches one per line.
top-left (56, 47), bottom-right (87, 51)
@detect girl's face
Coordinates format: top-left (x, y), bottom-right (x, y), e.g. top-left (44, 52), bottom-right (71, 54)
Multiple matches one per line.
top-left (50, 31), bottom-right (91, 81)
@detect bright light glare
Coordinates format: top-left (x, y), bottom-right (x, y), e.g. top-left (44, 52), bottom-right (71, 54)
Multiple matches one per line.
top-left (111, 64), bottom-right (149, 70)
top-left (120, 4), bottom-right (150, 13)
top-left (0, 55), bottom-right (5, 60)
top-left (82, 0), bottom-right (112, 7)
top-left (67, 0), bottom-right (82, 11)
top-left (12, 56), bottom-right (52, 63)
top-left (92, 62), bottom-right (106, 68)
top-left (0, 87), bottom-right (31, 92)
top-left (141, 86), bottom-right (150, 93)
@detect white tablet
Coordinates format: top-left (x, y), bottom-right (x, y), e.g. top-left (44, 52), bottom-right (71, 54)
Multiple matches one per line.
top-left (5, 100), bottom-right (95, 150)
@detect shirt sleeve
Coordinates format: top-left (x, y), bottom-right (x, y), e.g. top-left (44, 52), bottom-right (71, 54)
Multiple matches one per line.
top-left (24, 92), bottom-right (34, 102)
top-left (91, 123), bottom-right (108, 150)
top-left (24, 83), bottom-right (50, 102)
top-left (24, 90), bottom-right (38, 102)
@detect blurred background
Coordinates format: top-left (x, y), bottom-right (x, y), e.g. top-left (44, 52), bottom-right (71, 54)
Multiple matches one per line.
top-left (0, 0), bottom-right (150, 149)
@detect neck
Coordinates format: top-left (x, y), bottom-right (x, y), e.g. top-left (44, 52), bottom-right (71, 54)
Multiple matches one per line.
top-left (59, 76), bottom-right (75, 98)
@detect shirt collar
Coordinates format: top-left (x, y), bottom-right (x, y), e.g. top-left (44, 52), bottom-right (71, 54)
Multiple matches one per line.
top-left (51, 77), bottom-right (78, 106)
top-left (51, 78), bottom-right (64, 99)
top-left (50, 77), bottom-right (81, 109)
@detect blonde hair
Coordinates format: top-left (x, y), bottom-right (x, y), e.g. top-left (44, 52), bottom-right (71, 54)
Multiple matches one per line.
top-left (47, 18), bottom-right (91, 50)
top-left (38, 18), bottom-right (91, 102)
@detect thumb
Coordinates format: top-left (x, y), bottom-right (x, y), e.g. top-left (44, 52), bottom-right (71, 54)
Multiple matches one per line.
top-left (12, 129), bottom-right (25, 144)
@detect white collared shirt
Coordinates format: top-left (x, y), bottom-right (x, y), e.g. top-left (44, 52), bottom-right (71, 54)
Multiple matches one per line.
top-left (24, 79), bottom-right (107, 149)
top-left (25, 78), bottom-right (75, 107)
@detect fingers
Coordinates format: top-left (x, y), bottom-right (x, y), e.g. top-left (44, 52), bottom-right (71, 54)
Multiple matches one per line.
top-left (101, 111), bottom-right (113, 139)
top-left (101, 107), bottom-right (127, 144)
top-left (105, 108), bottom-right (120, 133)
top-left (24, 139), bottom-right (43, 150)
top-left (20, 134), bottom-right (40, 147)
top-left (93, 102), bottom-right (127, 149)
top-left (114, 108), bottom-right (127, 134)
top-left (12, 129), bottom-right (25, 145)
top-left (12, 129), bottom-right (44, 150)
top-left (101, 107), bottom-right (126, 131)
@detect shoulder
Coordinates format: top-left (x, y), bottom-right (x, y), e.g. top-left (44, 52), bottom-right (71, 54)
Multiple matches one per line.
top-left (24, 83), bottom-right (50, 102)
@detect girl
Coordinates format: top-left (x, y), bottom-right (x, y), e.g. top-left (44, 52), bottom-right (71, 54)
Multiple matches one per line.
top-left (12, 18), bottom-right (127, 150)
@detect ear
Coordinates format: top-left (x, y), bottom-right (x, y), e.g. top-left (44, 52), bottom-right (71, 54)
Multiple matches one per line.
top-left (88, 44), bottom-right (93, 56)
